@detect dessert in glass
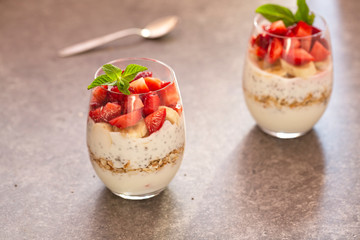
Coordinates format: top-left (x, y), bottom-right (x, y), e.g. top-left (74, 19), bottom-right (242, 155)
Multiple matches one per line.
top-left (243, 2), bottom-right (333, 139)
top-left (86, 58), bottom-right (185, 200)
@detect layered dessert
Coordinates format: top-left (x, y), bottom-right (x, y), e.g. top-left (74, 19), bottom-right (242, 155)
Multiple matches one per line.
top-left (243, 8), bottom-right (333, 136)
top-left (86, 62), bottom-right (185, 198)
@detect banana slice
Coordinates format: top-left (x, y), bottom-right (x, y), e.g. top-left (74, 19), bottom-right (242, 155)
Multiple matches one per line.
top-left (314, 57), bottom-right (330, 71)
top-left (159, 106), bottom-right (179, 125)
top-left (280, 59), bottom-right (317, 78)
top-left (113, 119), bottom-right (148, 138)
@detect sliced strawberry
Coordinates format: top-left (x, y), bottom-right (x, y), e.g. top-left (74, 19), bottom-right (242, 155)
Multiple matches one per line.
top-left (161, 81), bottom-right (171, 88)
top-left (283, 37), bottom-right (301, 49)
top-left (108, 86), bottom-right (125, 103)
top-left (310, 41), bottom-right (330, 61)
top-left (144, 77), bottom-right (163, 91)
top-left (109, 110), bottom-right (142, 129)
top-left (267, 20), bottom-right (287, 36)
top-left (159, 82), bottom-right (180, 107)
top-left (90, 86), bottom-right (108, 107)
top-left (145, 108), bottom-right (166, 135)
top-left (173, 103), bottom-right (183, 115)
top-left (283, 48), bottom-right (314, 65)
top-left (312, 26), bottom-right (321, 35)
top-left (294, 21), bottom-right (312, 37)
top-left (253, 46), bottom-right (267, 59)
top-left (267, 38), bottom-right (283, 64)
top-left (254, 33), bottom-right (270, 50)
top-left (101, 102), bottom-right (122, 122)
top-left (129, 77), bottom-right (150, 94)
top-left (250, 36), bottom-right (256, 46)
top-left (143, 93), bottom-right (160, 116)
top-left (89, 107), bottom-right (103, 122)
top-left (133, 71), bottom-right (153, 81)
top-left (123, 95), bottom-right (144, 113)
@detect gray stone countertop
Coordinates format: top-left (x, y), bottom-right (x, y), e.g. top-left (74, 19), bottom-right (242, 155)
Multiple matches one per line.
top-left (1, 0), bottom-right (359, 239)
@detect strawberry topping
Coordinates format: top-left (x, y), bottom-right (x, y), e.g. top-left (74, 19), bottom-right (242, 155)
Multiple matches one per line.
top-left (144, 77), bottom-right (163, 91)
top-left (143, 93), bottom-right (161, 116)
top-left (310, 41), bottom-right (330, 61)
top-left (129, 78), bottom-right (150, 94)
top-left (283, 48), bottom-right (314, 65)
top-left (267, 38), bottom-right (283, 64)
top-left (145, 108), bottom-right (166, 135)
top-left (109, 110), bottom-right (143, 129)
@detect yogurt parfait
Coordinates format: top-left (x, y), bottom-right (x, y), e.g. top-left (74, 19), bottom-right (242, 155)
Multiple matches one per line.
top-left (243, 1), bottom-right (333, 138)
top-left (86, 58), bottom-right (185, 200)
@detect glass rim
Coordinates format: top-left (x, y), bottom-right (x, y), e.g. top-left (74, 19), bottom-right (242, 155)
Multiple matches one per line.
top-left (94, 57), bottom-right (177, 96)
top-left (253, 13), bottom-right (328, 39)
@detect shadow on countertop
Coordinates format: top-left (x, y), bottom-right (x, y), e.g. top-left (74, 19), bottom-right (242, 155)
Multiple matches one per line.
top-left (88, 187), bottom-right (181, 239)
top-left (187, 126), bottom-right (326, 238)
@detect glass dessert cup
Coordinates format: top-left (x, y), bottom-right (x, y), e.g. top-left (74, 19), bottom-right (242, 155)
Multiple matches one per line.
top-left (242, 14), bottom-right (333, 139)
top-left (86, 58), bottom-right (186, 200)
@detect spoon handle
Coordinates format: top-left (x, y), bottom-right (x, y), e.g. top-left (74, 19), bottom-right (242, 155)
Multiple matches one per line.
top-left (58, 28), bottom-right (141, 57)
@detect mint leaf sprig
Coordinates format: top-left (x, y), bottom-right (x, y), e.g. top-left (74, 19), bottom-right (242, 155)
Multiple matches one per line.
top-left (87, 63), bottom-right (147, 95)
top-left (256, 0), bottom-right (315, 27)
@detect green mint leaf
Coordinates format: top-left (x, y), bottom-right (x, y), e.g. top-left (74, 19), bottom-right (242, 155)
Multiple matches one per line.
top-left (256, 4), bottom-right (296, 26)
top-left (295, 0), bottom-right (309, 23)
top-left (121, 64), bottom-right (148, 83)
top-left (295, 0), bottom-right (315, 25)
top-left (117, 81), bottom-right (130, 95)
top-left (87, 63), bottom-right (147, 95)
top-left (87, 75), bottom-right (114, 90)
top-left (308, 12), bottom-right (315, 25)
top-left (102, 64), bottom-right (122, 81)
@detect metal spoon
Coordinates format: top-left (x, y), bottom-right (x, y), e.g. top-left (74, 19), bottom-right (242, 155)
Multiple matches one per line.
top-left (58, 16), bottom-right (179, 57)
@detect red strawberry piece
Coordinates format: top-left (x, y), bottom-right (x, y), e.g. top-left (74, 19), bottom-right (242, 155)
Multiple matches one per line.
top-left (312, 26), bottom-right (321, 35)
top-left (267, 38), bottom-right (283, 64)
top-left (283, 37), bottom-right (301, 49)
top-left (143, 93), bottom-right (160, 116)
top-left (300, 38), bottom-right (312, 52)
top-left (310, 41), bottom-right (330, 61)
top-left (144, 77), bottom-right (163, 91)
top-left (123, 95), bottom-right (144, 113)
top-left (133, 71), bottom-right (153, 81)
top-left (250, 36), bottom-right (256, 46)
top-left (89, 96), bottom-right (102, 110)
top-left (253, 46), bottom-right (267, 59)
top-left (109, 110), bottom-right (142, 129)
top-left (173, 103), bottom-right (183, 115)
top-left (283, 48), bottom-right (315, 65)
top-left (91, 86), bottom-right (108, 105)
top-left (294, 21), bottom-right (313, 37)
top-left (101, 102), bottom-right (122, 122)
top-left (145, 108), bottom-right (166, 135)
top-left (161, 81), bottom-right (171, 88)
top-left (108, 86), bottom-right (125, 103)
top-left (129, 78), bottom-right (150, 94)
top-left (254, 33), bottom-right (270, 50)
top-left (89, 107), bottom-right (103, 123)
top-left (159, 82), bottom-right (180, 107)
top-left (267, 20), bottom-right (287, 36)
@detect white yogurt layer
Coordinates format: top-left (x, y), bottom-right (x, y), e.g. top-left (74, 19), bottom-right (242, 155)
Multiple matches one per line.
top-left (243, 56), bottom-right (333, 133)
top-left (91, 155), bottom-right (183, 196)
top-left (87, 115), bottom-right (185, 169)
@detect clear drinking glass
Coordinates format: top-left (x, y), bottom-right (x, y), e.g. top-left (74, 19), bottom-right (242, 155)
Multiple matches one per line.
top-left (86, 58), bottom-right (186, 200)
top-left (242, 14), bottom-right (333, 139)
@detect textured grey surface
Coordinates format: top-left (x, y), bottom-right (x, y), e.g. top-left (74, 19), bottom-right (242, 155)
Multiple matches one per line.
top-left (0, 0), bottom-right (359, 239)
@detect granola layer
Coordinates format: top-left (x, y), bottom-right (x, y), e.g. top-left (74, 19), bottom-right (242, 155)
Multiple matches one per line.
top-left (90, 145), bottom-right (184, 174)
top-left (244, 88), bottom-right (332, 109)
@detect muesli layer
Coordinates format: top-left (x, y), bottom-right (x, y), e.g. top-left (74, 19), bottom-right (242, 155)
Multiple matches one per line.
top-left (89, 145), bottom-right (184, 174)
